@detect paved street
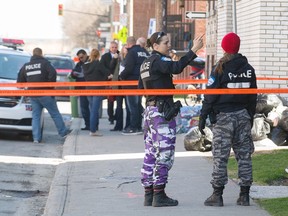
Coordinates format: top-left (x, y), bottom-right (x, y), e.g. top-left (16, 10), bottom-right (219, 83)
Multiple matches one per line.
top-left (42, 104), bottom-right (288, 216)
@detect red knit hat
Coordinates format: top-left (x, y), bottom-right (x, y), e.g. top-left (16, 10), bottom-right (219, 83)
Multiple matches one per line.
top-left (221, 32), bottom-right (240, 54)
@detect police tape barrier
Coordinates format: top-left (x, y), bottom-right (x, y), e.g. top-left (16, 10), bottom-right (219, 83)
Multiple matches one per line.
top-left (0, 76), bottom-right (287, 88)
top-left (0, 88), bottom-right (288, 96)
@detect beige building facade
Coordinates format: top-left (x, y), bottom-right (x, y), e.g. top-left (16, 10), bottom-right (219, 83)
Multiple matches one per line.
top-left (206, 0), bottom-right (288, 94)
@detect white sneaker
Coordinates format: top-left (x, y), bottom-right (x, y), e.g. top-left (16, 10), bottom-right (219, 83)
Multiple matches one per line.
top-left (89, 131), bottom-right (103, 136)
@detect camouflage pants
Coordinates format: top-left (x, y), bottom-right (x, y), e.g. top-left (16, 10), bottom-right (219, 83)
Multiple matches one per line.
top-left (211, 109), bottom-right (254, 187)
top-left (141, 106), bottom-right (176, 187)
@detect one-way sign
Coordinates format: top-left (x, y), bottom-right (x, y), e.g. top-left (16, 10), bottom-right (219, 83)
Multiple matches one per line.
top-left (185, 11), bottom-right (206, 19)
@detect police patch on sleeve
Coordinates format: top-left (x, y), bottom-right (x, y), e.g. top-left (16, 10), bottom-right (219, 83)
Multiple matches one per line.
top-left (207, 76), bottom-right (215, 86)
top-left (160, 56), bottom-right (172, 62)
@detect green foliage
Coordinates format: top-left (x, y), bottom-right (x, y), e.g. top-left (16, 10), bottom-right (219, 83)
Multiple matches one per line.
top-left (228, 149), bottom-right (288, 185)
top-left (257, 197), bottom-right (288, 216)
top-left (228, 149), bottom-right (288, 216)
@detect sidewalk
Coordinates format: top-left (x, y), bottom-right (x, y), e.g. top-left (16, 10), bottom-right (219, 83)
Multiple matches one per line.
top-left (43, 110), bottom-right (287, 216)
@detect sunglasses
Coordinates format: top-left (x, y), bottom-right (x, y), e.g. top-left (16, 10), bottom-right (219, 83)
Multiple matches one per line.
top-left (156, 31), bottom-right (166, 43)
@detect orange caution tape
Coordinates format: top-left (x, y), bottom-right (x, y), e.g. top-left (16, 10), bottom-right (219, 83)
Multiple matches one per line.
top-left (0, 88), bottom-right (287, 96)
top-left (0, 76), bottom-right (287, 88)
top-left (0, 77), bottom-right (287, 96)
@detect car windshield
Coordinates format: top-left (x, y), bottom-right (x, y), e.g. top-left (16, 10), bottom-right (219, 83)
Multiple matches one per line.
top-left (47, 58), bottom-right (74, 69)
top-left (0, 53), bottom-right (30, 80)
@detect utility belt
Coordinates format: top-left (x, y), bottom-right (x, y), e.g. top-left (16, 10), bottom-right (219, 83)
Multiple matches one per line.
top-left (146, 99), bottom-right (182, 121)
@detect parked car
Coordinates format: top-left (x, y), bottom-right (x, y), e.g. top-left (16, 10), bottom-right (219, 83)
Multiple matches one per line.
top-left (45, 54), bottom-right (75, 100)
top-left (45, 54), bottom-right (75, 83)
top-left (0, 38), bottom-right (44, 140)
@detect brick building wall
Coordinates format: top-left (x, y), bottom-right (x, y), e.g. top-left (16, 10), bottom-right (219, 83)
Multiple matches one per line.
top-left (129, 0), bottom-right (156, 39)
top-left (209, 0), bottom-right (288, 98)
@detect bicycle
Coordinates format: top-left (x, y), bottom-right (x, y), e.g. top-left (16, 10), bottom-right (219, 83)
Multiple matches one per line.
top-left (183, 57), bottom-right (205, 106)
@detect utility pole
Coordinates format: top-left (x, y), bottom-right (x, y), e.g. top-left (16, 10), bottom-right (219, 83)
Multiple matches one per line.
top-left (232, 0), bottom-right (237, 33)
top-left (155, 0), bottom-right (167, 32)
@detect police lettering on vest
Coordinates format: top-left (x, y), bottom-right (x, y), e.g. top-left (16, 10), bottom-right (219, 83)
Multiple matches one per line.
top-left (25, 63), bottom-right (41, 70)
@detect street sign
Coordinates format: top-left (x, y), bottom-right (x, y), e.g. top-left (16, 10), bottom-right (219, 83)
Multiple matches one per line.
top-left (185, 11), bottom-right (206, 19)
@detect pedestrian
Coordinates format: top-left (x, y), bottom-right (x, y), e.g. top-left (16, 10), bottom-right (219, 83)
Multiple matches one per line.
top-left (17, 47), bottom-right (72, 143)
top-left (83, 48), bottom-right (112, 136)
top-left (70, 49), bottom-right (90, 130)
top-left (198, 32), bottom-right (257, 207)
top-left (136, 36), bottom-right (147, 49)
top-left (109, 44), bottom-right (131, 131)
top-left (119, 36), bottom-right (150, 135)
top-left (139, 31), bottom-right (203, 207)
top-left (101, 41), bottom-right (119, 125)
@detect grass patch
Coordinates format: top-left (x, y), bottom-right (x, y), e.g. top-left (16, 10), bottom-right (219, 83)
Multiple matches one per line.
top-left (228, 149), bottom-right (288, 185)
top-left (227, 149), bottom-right (288, 216)
top-left (256, 197), bottom-right (288, 216)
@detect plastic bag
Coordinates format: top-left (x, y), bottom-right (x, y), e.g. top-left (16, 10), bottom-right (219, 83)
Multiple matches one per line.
top-left (184, 126), bottom-right (212, 152)
top-left (278, 108), bottom-right (288, 132)
top-left (251, 114), bottom-right (270, 141)
top-left (269, 126), bottom-right (288, 146)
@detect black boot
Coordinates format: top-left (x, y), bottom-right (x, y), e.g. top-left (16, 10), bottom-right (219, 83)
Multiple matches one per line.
top-left (144, 186), bottom-right (153, 206)
top-left (152, 185), bottom-right (178, 207)
top-left (237, 186), bottom-right (250, 206)
top-left (204, 186), bottom-right (224, 207)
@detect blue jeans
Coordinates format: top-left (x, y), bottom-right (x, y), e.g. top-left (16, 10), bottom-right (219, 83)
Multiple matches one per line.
top-left (30, 96), bottom-right (68, 142)
top-left (88, 96), bottom-right (103, 133)
top-left (79, 96), bottom-right (90, 128)
top-left (126, 95), bottom-right (143, 130)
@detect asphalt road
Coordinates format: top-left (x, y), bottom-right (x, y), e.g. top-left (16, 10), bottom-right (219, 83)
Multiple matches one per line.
top-left (0, 102), bottom-right (71, 216)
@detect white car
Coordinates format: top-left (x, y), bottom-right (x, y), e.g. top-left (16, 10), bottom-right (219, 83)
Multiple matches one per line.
top-left (0, 39), bottom-right (43, 140)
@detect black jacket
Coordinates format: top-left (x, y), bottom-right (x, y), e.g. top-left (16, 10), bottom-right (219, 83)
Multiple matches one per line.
top-left (140, 50), bottom-right (198, 101)
top-left (17, 55), bottom-right (56, 89)
top-left (82, 60), bottom-right (110, 90)
top-left (201, 53), bottom-right (257, 117)
top-left (119, 45), bottom-right (149, 88)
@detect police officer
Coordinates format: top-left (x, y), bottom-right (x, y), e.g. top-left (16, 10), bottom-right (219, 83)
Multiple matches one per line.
top-left (198, 32), bottom-right (257, 207)
top-left (17, 47), bottom-right (71, 143)
top-left (120, 36), bottom-right (150, 135)
top-left (140, 32), bottom-right (203, 207)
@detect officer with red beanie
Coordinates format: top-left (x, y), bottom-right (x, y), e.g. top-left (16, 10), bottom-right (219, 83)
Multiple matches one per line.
top-left (199, 32), bottom-right (257, 207)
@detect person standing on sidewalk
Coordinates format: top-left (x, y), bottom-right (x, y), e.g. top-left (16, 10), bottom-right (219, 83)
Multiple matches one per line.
top-left (101, 41), bottom-right (119, 125)
top-left (109, 44), bottom-right (131, 131)
top-left (17, 47), bottom-right (71, 143)
top-left (119, 36), bottom-right (150, 135)
top-left (83, 48), bottom-right (112, 136)
top-left (70, 49), bottom-right (90, 130)
top-left (198, 32), bottom-right (257, 207)
top-left (140, 32), bottom-right (203, 207)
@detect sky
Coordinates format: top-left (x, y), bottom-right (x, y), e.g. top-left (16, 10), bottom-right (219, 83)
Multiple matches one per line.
top-left (0, 0), bottom-right (67, 39)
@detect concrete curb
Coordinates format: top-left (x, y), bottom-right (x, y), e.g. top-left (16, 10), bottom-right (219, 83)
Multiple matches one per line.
top-left (42, 118), bottom-right (81, 216)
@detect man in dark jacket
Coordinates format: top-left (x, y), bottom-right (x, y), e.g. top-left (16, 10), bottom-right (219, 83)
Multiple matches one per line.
top-left (119, 36), bottom-right (150, 135)
top-left (101, 41), bottom-right (119, 125)
top-left (17, 47), bottom-right (71, 143)
top-left (70, 49), bottom-right (90, 130)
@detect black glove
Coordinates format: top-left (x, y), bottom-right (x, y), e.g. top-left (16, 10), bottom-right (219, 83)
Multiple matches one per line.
top-left (198, 115), bottom-right (207, 135)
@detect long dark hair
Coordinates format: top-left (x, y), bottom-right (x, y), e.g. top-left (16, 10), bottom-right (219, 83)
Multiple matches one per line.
top-left (214, 53), bottom-right (235, 74)
top-left (147, 31), bottom-right (167, 49)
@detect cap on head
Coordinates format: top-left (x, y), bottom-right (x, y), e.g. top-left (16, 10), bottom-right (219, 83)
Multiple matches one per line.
top-left (221, 32), bottom-right (240, 54)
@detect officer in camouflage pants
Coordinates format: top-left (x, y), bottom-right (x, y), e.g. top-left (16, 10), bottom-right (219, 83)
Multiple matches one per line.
top-left (141, 105), bottom-right (177, 207)
top-left (199, 32), bottom-right (257, 207)
top-left (139, 31), bottom-right (203, 207)
top-left (141, 106), bottom-right (176, 187)
top-left (211, 109), bottom-right (254, 188)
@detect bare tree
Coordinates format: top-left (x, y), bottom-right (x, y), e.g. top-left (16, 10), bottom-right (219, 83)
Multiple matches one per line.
top-left (61, 0), bottom-right (109, 48)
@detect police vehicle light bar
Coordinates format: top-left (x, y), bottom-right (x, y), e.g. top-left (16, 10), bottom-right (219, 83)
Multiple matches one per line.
top-left (0, 38), bottom-right (25, 46)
